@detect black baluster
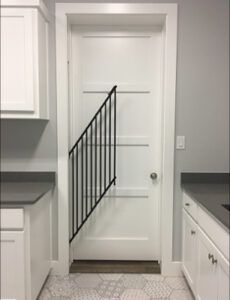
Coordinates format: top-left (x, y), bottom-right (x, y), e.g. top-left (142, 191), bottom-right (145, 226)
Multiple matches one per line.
top-left (72, 152), bottom-right (74, 238)
top-left (109, 95), bottom-right (111, 182)
top-left (95, 117), bottom-right (97, 204)
top-left (86, 131), bottom-right (88, 217)
top-left (104, 103), bottom-right (107, 189)
top-left (114, 89), bottom-right (117, 185)
top-left (90, 125), bottom-right (93, 210)
top-left (100, 110), bottom-right (102, 197)
top-left (81, 137), bottom-right (84, 222)
top-left (76, 145), bottom-right (78, 231)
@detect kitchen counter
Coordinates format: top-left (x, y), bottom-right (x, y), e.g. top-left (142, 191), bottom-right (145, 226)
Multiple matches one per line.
top-left (181, 173), bottom-right (229, 231)
top-left (0, 172), bottom-right (55, 205)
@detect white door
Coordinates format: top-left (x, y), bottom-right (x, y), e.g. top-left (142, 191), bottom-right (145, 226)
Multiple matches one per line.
top-left (70, 26), bottom-right (163, 261)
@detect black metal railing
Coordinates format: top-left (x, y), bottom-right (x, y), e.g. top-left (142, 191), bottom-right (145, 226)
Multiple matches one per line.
top-left (69, 85), bottom-right (117, 243)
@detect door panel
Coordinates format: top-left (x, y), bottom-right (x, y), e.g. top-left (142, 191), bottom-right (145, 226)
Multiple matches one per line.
top-left (70, 26), bottom-right (163, 260)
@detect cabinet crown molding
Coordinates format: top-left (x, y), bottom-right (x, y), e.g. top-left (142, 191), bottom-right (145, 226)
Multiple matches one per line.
top-left (1, 0), bottom-right (49, 21)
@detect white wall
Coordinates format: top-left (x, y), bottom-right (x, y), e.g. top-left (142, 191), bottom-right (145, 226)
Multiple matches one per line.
top-left (1, 0), bottom-right (229, 260)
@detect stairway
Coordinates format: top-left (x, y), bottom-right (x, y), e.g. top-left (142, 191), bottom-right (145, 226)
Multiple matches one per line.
top-left (69, 86), bottom-right (117, 243)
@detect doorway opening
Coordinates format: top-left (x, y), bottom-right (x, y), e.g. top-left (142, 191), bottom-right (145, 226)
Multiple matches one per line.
top-left (55, 4), bottom-right (178, 275)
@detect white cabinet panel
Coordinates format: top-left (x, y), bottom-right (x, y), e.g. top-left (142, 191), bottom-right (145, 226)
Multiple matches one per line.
top-left (0, 208), bottom-right (24, 230)
top-left (0, 231), bottom-right (26, 300)
top-left (197, 228), bottom-right (218, 300)
top-left (0, 6), bottom-right (49, 119)
top-left (216, 250), bottom-right (229, 300)
top-left (1, 9), bottom-right (34, 112)
top-left (182, 210), bottom-right (197, 294)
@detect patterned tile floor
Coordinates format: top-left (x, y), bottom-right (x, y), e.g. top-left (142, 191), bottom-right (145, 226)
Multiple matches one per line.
top-left (38, 274), bottom-right (195, 300)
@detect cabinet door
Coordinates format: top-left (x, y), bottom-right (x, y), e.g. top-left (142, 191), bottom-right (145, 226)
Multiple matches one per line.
top-left (197, 228), bottom-right (217, 300)
top-left (182, 210), bottom-right (197, 294)
top-left (216, 251), bottom-right (229, 300)
top-left (0, 231), bottom-right (26, 300)
top-left (1, 8), bottom-right (35, 112)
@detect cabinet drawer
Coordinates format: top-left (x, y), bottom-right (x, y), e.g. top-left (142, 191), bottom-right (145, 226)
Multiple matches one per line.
top-left (198, 207), bottom-right (229, 261)
top-left (183, 192), bottom-right (198, 221)
top-left (0, 209), bottom-right (24, 230)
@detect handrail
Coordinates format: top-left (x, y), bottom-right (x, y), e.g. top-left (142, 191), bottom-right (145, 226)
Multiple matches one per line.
top-left (69, 85), bottom-right (117, 155)
top-left (69, 85), bottom-right (117, 243)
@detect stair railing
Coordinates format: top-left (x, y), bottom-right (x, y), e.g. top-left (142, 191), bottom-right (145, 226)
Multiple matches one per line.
top-left (69, 85), bottom-right (117, 243)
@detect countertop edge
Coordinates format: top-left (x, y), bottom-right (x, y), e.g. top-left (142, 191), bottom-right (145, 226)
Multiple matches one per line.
top-left (0, 183), bottom-right (54, 206)
top-left (182, 186), bottom-right (229, 233)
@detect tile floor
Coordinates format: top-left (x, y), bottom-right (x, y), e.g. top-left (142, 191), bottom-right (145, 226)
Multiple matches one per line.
top-left (38, 273), bottom-right (194, 300)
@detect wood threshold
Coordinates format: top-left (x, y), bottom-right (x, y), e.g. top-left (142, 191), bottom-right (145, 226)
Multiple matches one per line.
top-left (70, 260), bottom-right (161, 274)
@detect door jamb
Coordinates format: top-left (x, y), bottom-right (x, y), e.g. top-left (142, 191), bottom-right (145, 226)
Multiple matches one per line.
top-left (55, 3), bottom-right (179, 275)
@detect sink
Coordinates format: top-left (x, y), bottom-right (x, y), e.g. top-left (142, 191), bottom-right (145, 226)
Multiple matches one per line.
top-left (222, 204), bottom-right (230, 211)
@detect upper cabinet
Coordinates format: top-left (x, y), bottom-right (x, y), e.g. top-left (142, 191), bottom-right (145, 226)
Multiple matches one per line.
top-left (1, 1), bottom-right (50, 119)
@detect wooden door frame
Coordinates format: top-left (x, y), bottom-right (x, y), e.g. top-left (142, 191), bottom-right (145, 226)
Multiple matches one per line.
top-left (55, 3), bottom-right (179, 276)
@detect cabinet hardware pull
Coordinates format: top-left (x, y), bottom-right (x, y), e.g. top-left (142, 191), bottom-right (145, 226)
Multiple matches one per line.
top-left (191, 230), bottom-right (196, 235)
top-left (208, 253), bottom-right (214, 260)
top-left (185, 203), bottom-right (190, 206)
top-left (212, 257), bottom-right (217, 264)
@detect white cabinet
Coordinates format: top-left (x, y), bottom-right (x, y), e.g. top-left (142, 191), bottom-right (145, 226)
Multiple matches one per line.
top-left (182, 192), bottom-right (230, 300)
top-left (216, 249), bottom-right (229, 300)
top-left (1, 223), bottom-right (26, 300)
top-left (197, 227), bottom-right (230, 300)
top-left (0, 1), bottom-right (49, 119)
top-left (0, 192), bottom-right (51, 300)
top-left (182, 210), bottom-right (197, 294)
top-left (197, 228), bottom-right (218, 300)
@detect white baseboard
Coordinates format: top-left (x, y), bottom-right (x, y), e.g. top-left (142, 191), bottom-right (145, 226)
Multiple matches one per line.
top-left (161, 261), bottom-right (182, 276)
top-left (50, 260), bottom-right (69, 275)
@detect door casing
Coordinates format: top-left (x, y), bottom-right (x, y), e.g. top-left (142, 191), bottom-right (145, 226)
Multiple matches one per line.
top-left (55, 3), bottom-right (178, 276)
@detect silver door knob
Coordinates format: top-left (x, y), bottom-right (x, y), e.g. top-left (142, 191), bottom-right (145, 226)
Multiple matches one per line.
top-left (150, 172), bottom-right (158, 180)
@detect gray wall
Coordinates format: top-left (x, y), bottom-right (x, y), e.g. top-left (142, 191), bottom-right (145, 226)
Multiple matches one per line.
top-left (1, 0), bottom-right (229, 260)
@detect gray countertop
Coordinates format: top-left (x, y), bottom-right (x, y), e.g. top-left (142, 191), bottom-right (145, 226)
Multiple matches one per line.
top-left (0, 172), bottom-right (55, 205)
top-left (181, 173), bottom-right (230, 231)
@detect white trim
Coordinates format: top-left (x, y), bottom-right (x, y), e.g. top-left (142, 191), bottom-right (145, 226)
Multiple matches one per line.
top-left (55, 3), bottom-right (178, 275)
top-left (162, 261), bottom-right (183, 276)
top-left (1, 0), bottom-right (50, 21)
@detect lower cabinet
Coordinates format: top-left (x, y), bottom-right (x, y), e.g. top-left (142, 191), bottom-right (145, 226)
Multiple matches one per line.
top-left (182, 199), bottom-right (230, 300)
top-left (0, 192), bottom-right (51, 300)
top-left (216, 248), bottom-right (229, 300)
top-left (197, 228), bottom-right (218, 300)
top-left (1, 231), bottom-right (26, 300)
top-left (197, 227), bottom-right (230, 300)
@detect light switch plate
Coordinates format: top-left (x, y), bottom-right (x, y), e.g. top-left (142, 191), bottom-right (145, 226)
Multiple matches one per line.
top-left (176, 136), bottom-right (185, 149)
